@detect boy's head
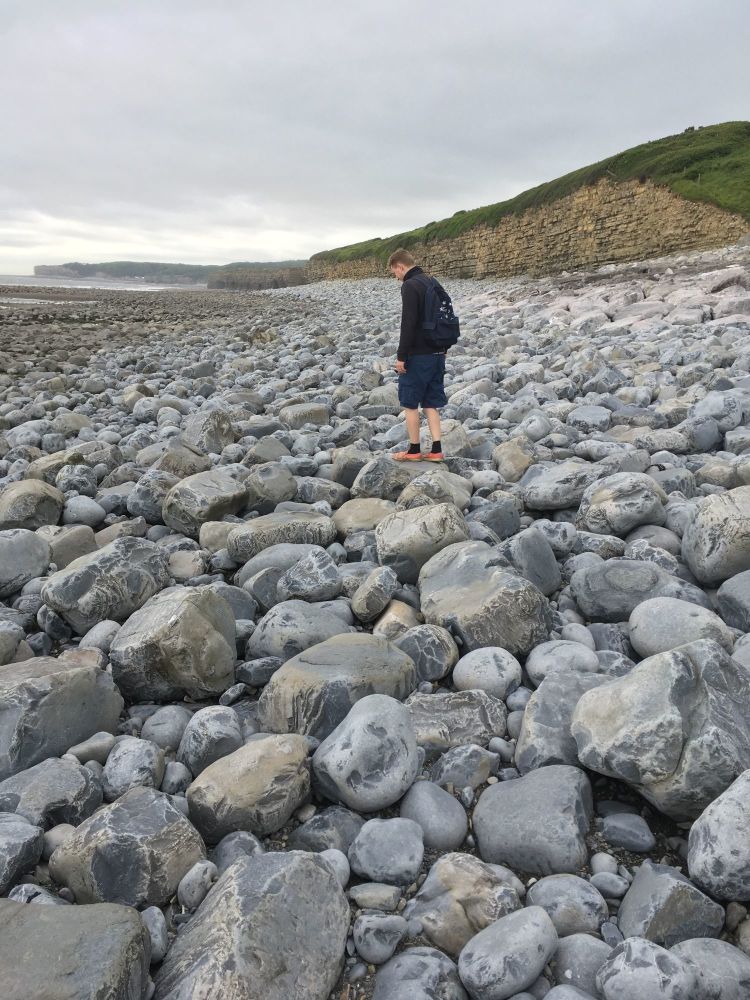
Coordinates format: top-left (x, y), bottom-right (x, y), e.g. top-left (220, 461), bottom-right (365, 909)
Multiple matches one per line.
top-left (388, 248), bottom-right (416, 281)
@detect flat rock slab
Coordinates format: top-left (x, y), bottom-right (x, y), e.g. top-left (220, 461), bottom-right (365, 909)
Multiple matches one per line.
top-left (41, 535), bottom-right (171, 635)
top-left (257, 633), bottom-right (417, 740)
top-left (419, 540), bottom-right (551, 655)
top-left (154, 852), bottom-right (350, 1000)
top-left (0, 656), bottom-right (122, 781)
top-left (0, 898), bottom-right (150, 1000)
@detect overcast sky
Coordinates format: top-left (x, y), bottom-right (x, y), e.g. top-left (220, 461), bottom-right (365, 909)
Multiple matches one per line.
top-left (2, 0), bottom-right (748, 273)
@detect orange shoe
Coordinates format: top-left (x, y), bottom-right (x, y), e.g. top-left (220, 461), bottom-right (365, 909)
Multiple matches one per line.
top-left (425, 452), bottom-right (445, 461)
top-left (393, 450), bottom-right (424, 461)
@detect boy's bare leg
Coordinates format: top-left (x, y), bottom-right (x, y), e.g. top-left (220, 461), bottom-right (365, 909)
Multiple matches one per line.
top-left (424, 407), bottom-right (442, 445)
top-left (404, 407), bottom-right (421, 445)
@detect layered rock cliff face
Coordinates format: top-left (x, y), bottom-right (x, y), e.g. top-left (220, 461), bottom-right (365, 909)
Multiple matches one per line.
top-left (306, 178), bottom-right (750, 281)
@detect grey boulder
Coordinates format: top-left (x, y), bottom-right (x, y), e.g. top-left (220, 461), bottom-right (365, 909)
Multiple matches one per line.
top-left (526, 874), bottom-right (609, 937)
top-left (0, 898), bottom-right (150, 1000)
top-left (629, 596), bottom-right (734, 657)
top-left (177, 705), bottom-right (243, 776)
top-left (572, 639), bottom-right (750, 819)
top-left (162, 469), bottom-right (247, 539)
top-left (405, 689), bottom-right (507, 751)
top-left (246, 598), bottom-right (352, 660)
top-left (0, 528), bottom-right (50, 598)
top-left (452, 647), bottom-right (522, 700)
top-left (617, 859), bottom-right (724, 947)
top-left (399, 780), bottom-right (468, 851)
top-left (109, 585), bottom-right (236, 701)
top-left (395, 623), bottom-right (459, 681)
top-left (570, 558), bottom-right (710, 623)
top-left (348, 817), bottom-right (424, 886)
top-left (473, 765), bottom-right (593, 876)
top-left (576, 472), bottom-right (667, 536)
top-left (49, 786), bottom-right (206, 906)
top-left (515, 670), bottom-right (611, 774)
top-left (257, 633), bottom-right (417, 740)
top-left (0, 757), bottom-right (102, 827)
top-left (403, 852), bottom-right (523, 957)
top-left (419, 541), bottom-right (551, 655)
top-left (227, 511), bottom-right (337, 562)
top-left (41, 536), bottom-right (170, 634)
top-left (353, 912), bottom-right (408, 965)
top-left (671, 937), bottom-right (750, 1000)
top-left (0, 655), bottom-right (122, 781)
top-left (375, 502), bottom-right (470, 585)
top-left (458, 905), bottom-right (558, 1000)
top-left (0, 480), bottom-right (64, 530)
top-left (102, 736), bottom-right (166, 802)
top-left (153, 852), bottom-right (349, 1000)
top-left (596, 938), bottom-right (699, 1000)
top-left (687, 769), bottom-right (750, 900)
top-left (681, 486), bottom-right (750, 584)
top-left (186, 735), bottom-right (310, 842)
top-left (373, 947), bottom-right (468, 1000)
top-left (312, 694), bottom-right (419, 811)
top-left (0, 812), bottom-right (44, 895)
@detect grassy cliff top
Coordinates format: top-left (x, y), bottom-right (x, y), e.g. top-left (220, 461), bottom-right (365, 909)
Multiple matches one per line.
top-left (312, 121), bottom-right (750, 264)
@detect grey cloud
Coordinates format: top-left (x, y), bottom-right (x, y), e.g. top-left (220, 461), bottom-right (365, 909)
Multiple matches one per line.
top-left (1, 0), bottom-right (748, 272)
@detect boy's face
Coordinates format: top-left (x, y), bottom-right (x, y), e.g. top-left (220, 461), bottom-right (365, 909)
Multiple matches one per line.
top-left (390, 263), bottom-right (408, 281)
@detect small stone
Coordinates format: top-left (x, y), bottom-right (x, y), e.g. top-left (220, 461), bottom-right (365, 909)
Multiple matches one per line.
top-left (353, 912), bottom-right (408, 965)
top-left (348, 818), bottom-right (424, 886)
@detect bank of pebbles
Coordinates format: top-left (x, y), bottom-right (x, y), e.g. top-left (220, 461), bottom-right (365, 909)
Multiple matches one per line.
top-left (1, 241), bottom-right (750, 999)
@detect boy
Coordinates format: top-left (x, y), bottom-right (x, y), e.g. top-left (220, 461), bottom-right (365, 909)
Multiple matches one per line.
top-left (388, 248), bottom-right (449, 461)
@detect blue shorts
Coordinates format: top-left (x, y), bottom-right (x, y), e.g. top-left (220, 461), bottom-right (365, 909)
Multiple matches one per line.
top-left (398, 353), bottom-right (448, 409)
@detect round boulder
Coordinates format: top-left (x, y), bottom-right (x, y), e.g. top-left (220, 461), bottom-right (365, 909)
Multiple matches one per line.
top-left (312, 694), bottom-right (419, 812)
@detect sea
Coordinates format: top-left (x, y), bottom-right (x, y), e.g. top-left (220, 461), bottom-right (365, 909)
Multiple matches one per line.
top-left (0, 274), bottom-right (205, 292)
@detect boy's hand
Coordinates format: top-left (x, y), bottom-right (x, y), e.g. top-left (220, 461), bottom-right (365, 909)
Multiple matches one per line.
top-left (394, 360), bottom-right (406, 374)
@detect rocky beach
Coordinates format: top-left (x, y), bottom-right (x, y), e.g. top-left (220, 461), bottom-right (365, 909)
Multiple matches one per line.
top-left (1, 238), bottom-right (750, 999)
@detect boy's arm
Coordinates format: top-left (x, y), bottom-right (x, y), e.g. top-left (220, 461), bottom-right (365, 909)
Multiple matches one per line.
top-left (397, 281), bottom-right (419, 361)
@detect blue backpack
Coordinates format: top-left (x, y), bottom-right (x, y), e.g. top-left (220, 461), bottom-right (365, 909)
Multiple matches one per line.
top-left (414, 274), bottom-right (460, 350)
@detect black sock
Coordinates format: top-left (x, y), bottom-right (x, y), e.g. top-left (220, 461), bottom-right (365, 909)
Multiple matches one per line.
top-left (430, 440), bottom-right (442, 454)
top-left (407, 442), bottom-right (421, 455)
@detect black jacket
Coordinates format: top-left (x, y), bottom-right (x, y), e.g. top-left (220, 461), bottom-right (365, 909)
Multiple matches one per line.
top-left (397, 265), bottom-right (449, 361)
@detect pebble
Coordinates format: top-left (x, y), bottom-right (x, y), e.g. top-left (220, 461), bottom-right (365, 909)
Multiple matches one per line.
top-left (2, 243), bottom-right (750, 995)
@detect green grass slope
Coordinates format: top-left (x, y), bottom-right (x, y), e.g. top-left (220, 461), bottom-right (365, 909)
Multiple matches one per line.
top-left (313, 121), bottom-right (750, 264)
